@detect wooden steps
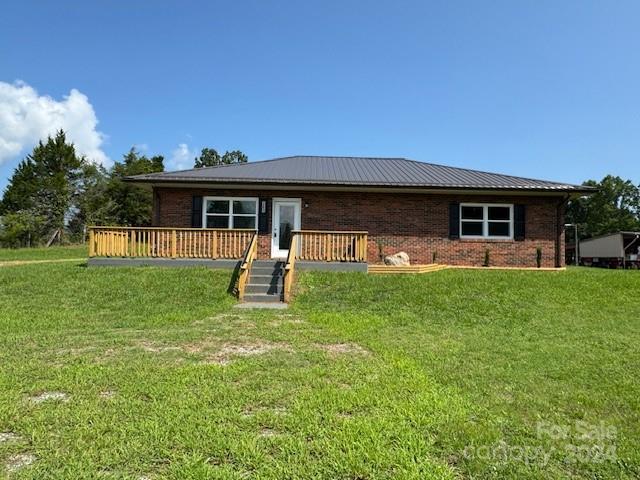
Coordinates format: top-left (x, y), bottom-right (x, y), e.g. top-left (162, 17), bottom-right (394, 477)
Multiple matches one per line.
top-left (367, 264), bottom-right (449, 274)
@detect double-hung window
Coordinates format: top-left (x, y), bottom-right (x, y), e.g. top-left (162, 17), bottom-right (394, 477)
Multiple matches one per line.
top-left (460, 203), bottom-right (513, 239)
top-left (203, 197), bottom-right (258, 229)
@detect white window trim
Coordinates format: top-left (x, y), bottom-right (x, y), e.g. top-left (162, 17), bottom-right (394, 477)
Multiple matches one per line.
top-left (460, 203), bottom-right (513, 240)
top-left (202, 196), bottom-right (258, 229)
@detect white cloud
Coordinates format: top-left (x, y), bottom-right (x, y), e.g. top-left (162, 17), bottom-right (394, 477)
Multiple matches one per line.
top-left (0, 80), bottom-right (109, 166)
top-left (168, 143), bottom-right (194, 170)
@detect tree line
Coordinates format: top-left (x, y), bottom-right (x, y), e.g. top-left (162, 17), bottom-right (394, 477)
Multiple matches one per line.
top-left (0, 131), bottom-right (247, 247)
top-left (0, 131), bottom-right (638, 247)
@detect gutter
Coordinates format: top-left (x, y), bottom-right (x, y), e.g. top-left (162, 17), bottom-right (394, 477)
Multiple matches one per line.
top-left (124, 178), bottom-right (597, 196)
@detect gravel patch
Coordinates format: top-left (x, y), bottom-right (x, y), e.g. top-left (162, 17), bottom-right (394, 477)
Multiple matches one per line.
top-left (0, 432), bottom-right (22, 443)
top-left (29, 391), bottom-right (69, 404)
top-left (5, 453), bottom-right (36, 472)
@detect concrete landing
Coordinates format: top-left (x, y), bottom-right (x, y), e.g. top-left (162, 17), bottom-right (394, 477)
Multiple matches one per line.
top-left (234, 302), bottom-right (289, 310)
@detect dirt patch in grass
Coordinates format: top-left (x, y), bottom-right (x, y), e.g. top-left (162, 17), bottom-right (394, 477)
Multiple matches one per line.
top-left (242, 405), bottom-right (288, 418)
top-left (29, 391), bottom-right (69, 404)
top-left (55, 346), bottom-right (96, 356)
top-left (137, 341), bottom-right (183, 353)
top-left (269, 315), bottom-right (305, 327)
top-left (0, 432), bottom-right (22, 443)
top-left (315, 342), bottom-right (370, 357)
top-left (5, 453), bottom-right (36, 472)
top-left (259, 427), bottom-right (279, 437)
top-left (204, 342), bottom-right (292, 366)
top-left (99, 390), bottom-right (117, 400)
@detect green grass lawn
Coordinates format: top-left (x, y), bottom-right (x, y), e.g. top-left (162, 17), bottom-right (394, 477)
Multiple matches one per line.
top-left (0, 244), bottom-right (87, 262)
top-left (0, 253), bottom-right (638, 479)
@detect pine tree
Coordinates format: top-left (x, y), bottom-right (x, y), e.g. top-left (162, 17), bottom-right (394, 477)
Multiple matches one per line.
top-left (105, 148), bottom-right (164, 225)
top-left (0, 130), bottom-right (82, 245)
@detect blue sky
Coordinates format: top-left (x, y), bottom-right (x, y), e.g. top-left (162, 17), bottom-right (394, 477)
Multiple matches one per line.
top-left (1, 1), bottom-right (638, 190)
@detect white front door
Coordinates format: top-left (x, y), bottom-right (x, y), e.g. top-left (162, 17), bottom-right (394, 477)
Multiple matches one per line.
top-left (271, 198), bottom-right (301, 258)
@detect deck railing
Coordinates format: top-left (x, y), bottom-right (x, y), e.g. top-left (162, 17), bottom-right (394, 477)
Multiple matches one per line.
top-left (88, 227), bottom-right (256, 259)
top-left (293, 230), bottom-right (368, 262)
top-left (236, 232), bottom-right (258, 301)
top-left (283, 233), bottom-right (299, 303)
top-left (282, 230), bottom-right (367, 303)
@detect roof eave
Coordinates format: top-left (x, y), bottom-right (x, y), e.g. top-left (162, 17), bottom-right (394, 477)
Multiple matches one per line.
top-left (124, 176), bottom-right (596, 195)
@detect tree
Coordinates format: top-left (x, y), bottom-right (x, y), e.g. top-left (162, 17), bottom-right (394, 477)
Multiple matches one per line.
top-left (0, 159), bottom-right (39, 215)
top-left (0, 211), bottom-right (45, 248)
top-left (566, 175), bottom-right (640, 239)
top-left (105, 148), bottom-right (164, 226)
top-left (0, 130), bottom-right (83, 246)
top-left (194, 148), bottom-right (248, 168)
top-left (221, 150), bottom-right (248, 164)
top-left (67, 163), bottom-right (112, 241)
top-left (194, 148), bottom-right (221, 168)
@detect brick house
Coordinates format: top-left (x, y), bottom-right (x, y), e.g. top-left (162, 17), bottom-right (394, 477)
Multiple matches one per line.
top-left (125, 156), bottom-right (592, 268)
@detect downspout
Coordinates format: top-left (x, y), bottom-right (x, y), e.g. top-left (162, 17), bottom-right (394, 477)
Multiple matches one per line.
top-left (556, 195), bottom-right (570, 268)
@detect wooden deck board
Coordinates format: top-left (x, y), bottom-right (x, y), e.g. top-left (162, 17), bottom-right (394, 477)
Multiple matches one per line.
top-left (368, 264), bottom-right (448, 274)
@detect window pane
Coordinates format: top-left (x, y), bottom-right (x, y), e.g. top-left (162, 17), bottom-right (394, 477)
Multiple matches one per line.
top-left (461, 221), bottom-right (483, 236)
top-left (206, 216), bottom-right (229, 228)
top-left (233, 200), bottom-right (256, 215)
top-left (488, 206), bottom-right (510, 221)
top-left (461, 206), bottom-right (483, 220)
top-left (206, 200), bottom-right (229, 214)
top-left (488, 221), bottom-right (510, 237)
top-left (278, 205), bottom-right (296, 250)
top-left (232, 216), bottom-right (256, 229)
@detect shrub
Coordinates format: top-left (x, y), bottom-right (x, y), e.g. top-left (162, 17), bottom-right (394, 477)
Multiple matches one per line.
top-left (483, 248), bottom-right (490, 267)
top-left (376, 239), bottom-right (386, 262)
top-left (536, 247), bottom-right (543, 268)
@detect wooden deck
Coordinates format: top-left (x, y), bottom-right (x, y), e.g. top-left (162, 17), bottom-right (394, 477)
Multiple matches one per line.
top-left (368, 264), bottom-right (449, 274)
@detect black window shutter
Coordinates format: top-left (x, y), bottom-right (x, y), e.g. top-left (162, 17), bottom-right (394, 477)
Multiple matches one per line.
top-left (258, 198), bottom-right (270, 233)
top-left (191, 196), bottom-right (203, 228)
top-left (514, 204), bottom-right (525, 241)
top-left (449, 202), bottom-right (460, 239)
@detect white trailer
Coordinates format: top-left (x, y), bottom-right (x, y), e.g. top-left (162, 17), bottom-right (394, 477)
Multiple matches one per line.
top-left (580, 231), bottom-right (640, 268)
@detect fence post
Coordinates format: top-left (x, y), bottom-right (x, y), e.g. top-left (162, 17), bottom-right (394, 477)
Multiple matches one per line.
top-left (171, 229), bottom-right (177, 258)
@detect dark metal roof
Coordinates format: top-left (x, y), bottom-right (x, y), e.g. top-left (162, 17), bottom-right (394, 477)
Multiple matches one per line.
top-left (126, 155), bottom-right (594, 193)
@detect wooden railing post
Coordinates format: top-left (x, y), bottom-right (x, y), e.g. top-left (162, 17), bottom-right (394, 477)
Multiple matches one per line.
top-left (88, 228), bottom-right (95, 257)
top-left (171, 229), bottom-right (177, 258)
top-left (363, 233), bottom-right (368, 261)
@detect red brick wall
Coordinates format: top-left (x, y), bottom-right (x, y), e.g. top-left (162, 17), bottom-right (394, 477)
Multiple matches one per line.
top-left (153, 187), bottom-right (566, 267)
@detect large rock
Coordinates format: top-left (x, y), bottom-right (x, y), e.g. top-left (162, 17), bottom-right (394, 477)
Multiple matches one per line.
top-left (384, 251), bottom-right (410, 266)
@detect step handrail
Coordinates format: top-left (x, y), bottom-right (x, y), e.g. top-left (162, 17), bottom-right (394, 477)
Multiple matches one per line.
top-left (237, 231), bottom-right (259, 301)
top-left (283, 233), bottom-right (299, 303)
